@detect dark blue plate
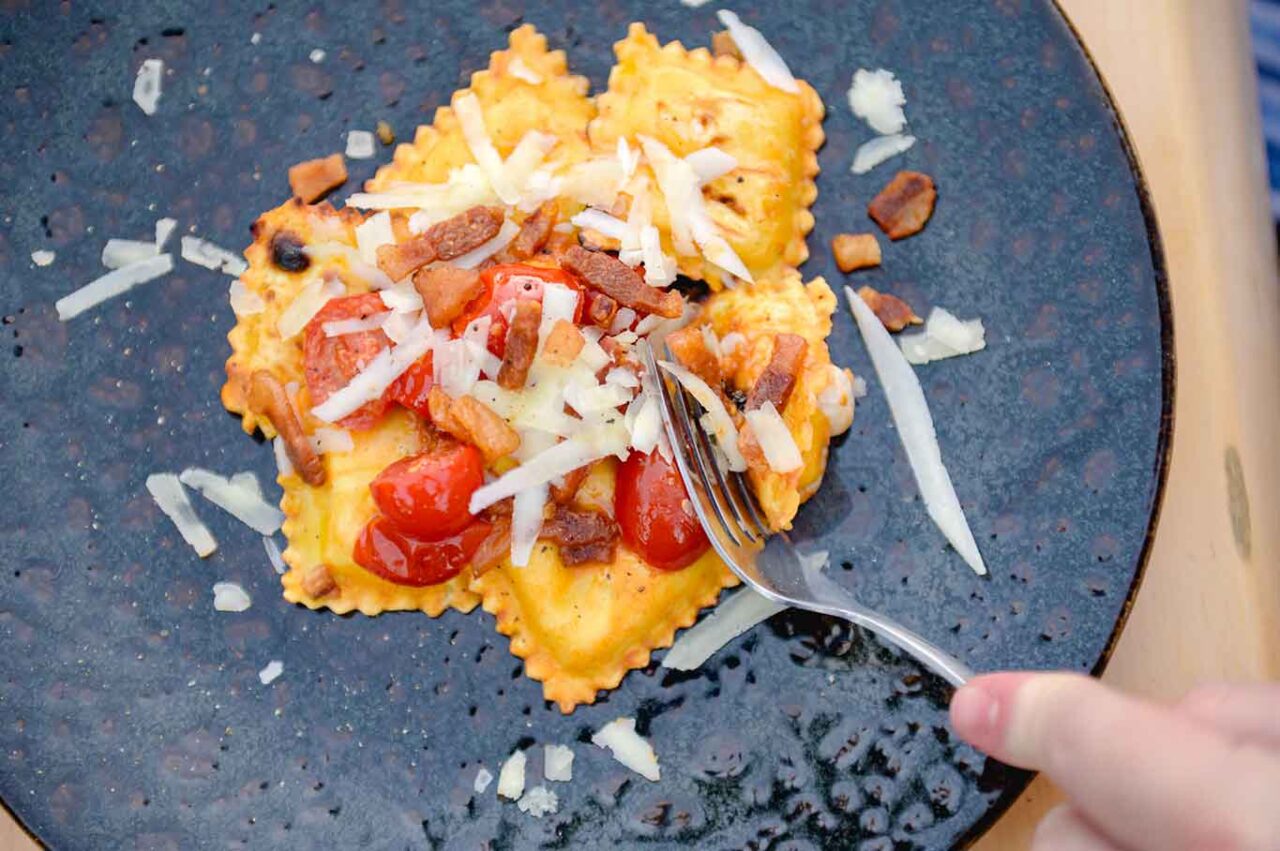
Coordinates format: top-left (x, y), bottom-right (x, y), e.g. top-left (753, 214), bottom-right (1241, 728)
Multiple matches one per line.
top-left (0, 1), bottom-right (1170, 848)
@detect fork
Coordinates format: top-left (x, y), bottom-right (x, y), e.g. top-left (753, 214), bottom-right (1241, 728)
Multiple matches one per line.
top-left (644, 342), bottom-right (974, 688)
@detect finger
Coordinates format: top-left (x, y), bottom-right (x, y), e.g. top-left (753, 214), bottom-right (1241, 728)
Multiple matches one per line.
top-left (1031, 805), bottom-right (1122, 851)
top-left (1178, 682), bottom-right (1280, 747)
top-left (950, 672), bottom-right (1280, 851)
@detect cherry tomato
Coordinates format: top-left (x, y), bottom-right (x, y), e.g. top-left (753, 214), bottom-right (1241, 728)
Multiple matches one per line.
top-left (615, 450), bottom-right (710, 571)
top-left (354, 516), bottom-right (492, 586)
top-left (387, 351), bottom-right (434, 419)
top-left (369, 442), bottom-right (484, 540)
top-left (454, 264), bottom-right (584, 357)
top-left (302, 292), bottom-right (393, 430)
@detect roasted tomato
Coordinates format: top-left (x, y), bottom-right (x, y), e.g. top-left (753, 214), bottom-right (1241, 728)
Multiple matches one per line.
top-left (302, 292), bottom-right (392, 430)
top-left (387, 351), bottom-right (434, 419)
top-left (368, 441), bottom-right (484, 540)
top-left (354, 516), bottom-right (492, 586)
top-left (455, 263), bottom-right (584, 357)
top-left (615, 450), bottom-right (710, 571)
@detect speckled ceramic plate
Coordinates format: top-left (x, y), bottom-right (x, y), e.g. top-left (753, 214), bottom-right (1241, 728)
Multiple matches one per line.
top-left (0, 1), bottom-right (1170, 849)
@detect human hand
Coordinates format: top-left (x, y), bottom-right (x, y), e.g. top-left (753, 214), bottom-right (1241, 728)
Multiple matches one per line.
top-left (949, 673), bottom-right (1280, 850)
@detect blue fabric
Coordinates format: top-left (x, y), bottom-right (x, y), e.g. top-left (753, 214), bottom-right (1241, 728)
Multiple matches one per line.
top-left (1252, 0), bottom-right (1280, 216)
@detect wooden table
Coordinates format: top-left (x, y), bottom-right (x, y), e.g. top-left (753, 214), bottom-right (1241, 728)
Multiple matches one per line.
top-left (3, 2), bottom-right (1278, 849)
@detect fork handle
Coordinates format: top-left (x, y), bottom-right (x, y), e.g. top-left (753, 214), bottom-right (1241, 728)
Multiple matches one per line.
top-left (807, 599), bottom-right (974, 688)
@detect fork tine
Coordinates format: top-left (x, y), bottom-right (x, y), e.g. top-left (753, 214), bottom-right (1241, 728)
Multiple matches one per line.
top-left (728, 470), bottom-right (771, 538)
top-left (665, 358), bottom-right (746, 548)
top-left (686, 404), bottom-right (761, 544)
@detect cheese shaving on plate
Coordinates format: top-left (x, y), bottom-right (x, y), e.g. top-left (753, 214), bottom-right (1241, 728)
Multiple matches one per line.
top-left (258, 660), bottom-right (284, 685)
top-left (212, 582), bottom-right (252, 612)
top-left (154, 218), bottom-right (178, 250)
top-left (685, 147), bottom-right (738, 184)
top-left (262, 536), bottom-right (287, 575)
top-left (715, 10), bottom-right (799, 94)
top-left (473, 766), bottom-right (494, 794)
top-left (30, 250), bottom-right (55, 267)
top-left (146, 473), bottom-right (217, 557)
top-left (133, 58), bottom-right (163, 115)
top-left (454, 92), bottom-right (510, 202)
top-left (517, 786), bottom-right (559, 818)
top-left (848, 68), bottom-right (908, 135)
top-left (497, 750), bottom-right (527, 800)
top-left (181, 235), bottom-right (248, 276)
top-left (178, 468), bottom-right (284, 535)
top-left (355, 212), bottom-right (395, 265)
top-left (228, 280), bottom-right (266, 316)
top-left (899, 307), bottom-right (987, 364)
top-left (592, 717), bottom-right (660, 781)
top-left (743, 401), bottom-right (803, 473)
top-left (663, 587), bottom-right (787, 670)
top-left (852, 134), bottom-right (916, 175)
top-left (845, 286), bottom-right (987, 575)
top-left (543, 744), bottom-right (574, 782)
top-left (345, 130), bottom-right (376, 159)
top-left (102, 238), bottom-right (159, 269)
top-left (57, 254), bottom-right (174, 321)
top-left (311, 319), bottom-right (441, 422)
top-left (348, 164), bottom-right (497, 217)
top-left (657, 360), bottom-right (747, 471)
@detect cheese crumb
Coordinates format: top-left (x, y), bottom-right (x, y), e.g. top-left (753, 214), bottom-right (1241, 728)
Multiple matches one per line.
top-left (30, 250), bottom-right (55, 267)
top-left (258, 660), bottom-right (283, 685)
top-left (346, 130), bottom-right (376, 160)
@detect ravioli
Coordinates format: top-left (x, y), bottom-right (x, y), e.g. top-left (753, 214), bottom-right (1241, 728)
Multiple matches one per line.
top-left (222, 200), bottom-right (370, 437)
top-left (472, 462), bottom-right (737, 712)
top-left (701, 267), bottom-right (841, 530)
top-left (589, 23), bottom-right (824, 288)
top-left (279, 408), bottom-right (480, 616)
top-left (367, 24), bottom-right (594, 203)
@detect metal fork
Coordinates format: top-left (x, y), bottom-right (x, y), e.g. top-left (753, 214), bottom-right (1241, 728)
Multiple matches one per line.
top-left (644, 343), bottom-right (974, 688)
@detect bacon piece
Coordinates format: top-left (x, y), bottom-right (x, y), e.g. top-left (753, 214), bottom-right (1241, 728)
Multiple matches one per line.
top-left (542, 505), bottom-right (620, 566)
top-left (550, 466), bottom-right (590, 505)
top-left (376, 235), bottom-right (437, 282)
top-left (868, 171), bottom-right (937, 241)
top-left (288, 154), bottom-right (347, 203)
top-left (746, 333), bottom-right (808, 413)
top-left (471, 516), bottom-right (511, 577)
top-left (301, 564), bottom-right (338, 597)
top-left (858, 285), bottom-right (922, 332)
top-left (584, 291), bottom-right (618, 329)
top-left (428, 206), bottom-right (505, 260)
top-left (248, 370), bottom-right (326, 486)
top-left (562, 246), bottom-right (683, 318)
top-left (495, 202), bottom-right (558, 263)
top-left (541, 319), bottom-right (584, 368)
top-left (666, 324), bottom-right (723, 388)
top-left (413, 265), bottom-right (484, 328)
top-left (427, 388), bottom-right (520, 464)
top-left (831, 233), bottom-right (882, 272)
top-left (497, 299), bottom-right (542, 389)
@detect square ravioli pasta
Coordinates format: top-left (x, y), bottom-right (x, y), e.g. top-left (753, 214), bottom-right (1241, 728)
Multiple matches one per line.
top-left (589, 23), bottom-right (824, 289)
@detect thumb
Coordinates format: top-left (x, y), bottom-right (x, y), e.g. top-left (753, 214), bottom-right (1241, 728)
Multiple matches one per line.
top-left (949, 672), bottom-right (1280, 851)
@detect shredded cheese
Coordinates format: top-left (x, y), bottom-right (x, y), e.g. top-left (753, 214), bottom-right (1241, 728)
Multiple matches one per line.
top-left (354, 212), bottom-right (395, 265)
top-left (276, 276), bottom-right (344, 339)
top-left (181, 235), bottom-right (248, 276)
top-left (178, 468), bottom-right (284, 535)
top-left (133, 58), bottom-right (164, 115)
top-left (102, 238), bottom-right (159, 269)
top-left (311, 319), bottom-right (442, 422)
top-left (213, 582), bottom-right (252, 613)
top-left (57, 254), bottom-right (174, 321)
top-left (345, 130), bottom-right (377, 160)
top-left (258, 660), bottom-right (284, 684)
top-left (743, 401), bottom-right (802, 473)
top-left (715, 10), bottom-right (799, 94)
top-left (592, 717), bottom-right (660, 781)
top-left (147, 473), bottom-right (217, 557)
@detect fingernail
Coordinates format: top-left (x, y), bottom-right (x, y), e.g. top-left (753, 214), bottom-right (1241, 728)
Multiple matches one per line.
top-left (950, 684), bottom-right (1000, 745)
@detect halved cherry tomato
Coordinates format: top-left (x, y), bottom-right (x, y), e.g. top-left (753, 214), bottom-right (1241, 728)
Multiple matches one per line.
top-left (615, 450), bottom-right (710, 571)
top-left (368, 441), bottom-right (484, 540)
top-left (354, 516), bottom-right (491, 586)
top-left (387, 351), bottom-right (434, 419)
top-left (302, 292), bottom-right (393, 430)
top-left (454, 264), bottom-right (584, 358)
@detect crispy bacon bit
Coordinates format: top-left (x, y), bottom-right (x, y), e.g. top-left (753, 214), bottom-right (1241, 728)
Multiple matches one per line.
top-left (584, 291), bottom-right (618, 329)
top-left (543, 229), bottom-right (579, 259)
top-left (542, 319), bottom-right (584, 367)
top-left (248, 370), bottom-right (326, 486)
top-left (376, 234), bottom-right (437, 282)
top-left (413, 265), bottom-right (484, 328)
top-left (550, 466), bottom-right (590, 505)
top-left (712, 30), bottom-right (743, 59)
top-left (562, 246), bottom-right (683, 319)
top-left (858, 285), bottom-right (922, 332)
top-left (831, 233), bottom-right (882, 272)
top-left (429, 206), bottom-right (505, 260)
top-left (667, 324), bottom-right (724, 388)
top-left (288, 154), bottom-right (348, 203)
top-left (427, 388), bottom-right (520, 463)
top-left (868, 171), bottom-right (937, 241)
top-left (542, 504), bottom-right (620, 566)
top-left (471, 515), bottom-right (511, 577)
top-left (496, 202), bottom-right (558, 263)
top-left (747, 333), bottom-right (808, 412)
top-left (497, 299), bottom-right (542, 389)
top-left (301, 564), bottom-right (338, 597)
top-left (375, 120), bottom-right (395, 146)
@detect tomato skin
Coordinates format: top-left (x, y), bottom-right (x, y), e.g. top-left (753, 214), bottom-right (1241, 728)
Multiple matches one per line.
top-left (455, 264), bottom-right (584, 357)
top-left (302, 292), bottom-right (393, 430)
top-left (354, 516), bottom-right (491, 586)
top-left (387, 352), bottom-right (434, 419)
top-left (368, 442), bottom-right (484, 540)
top-left (615, 450), bottom-right (710, 571)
